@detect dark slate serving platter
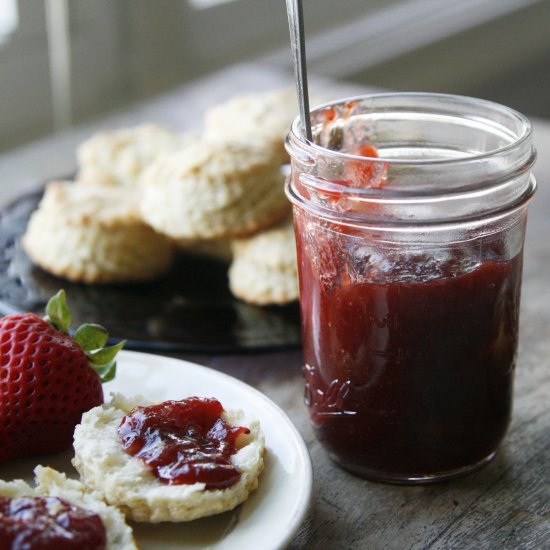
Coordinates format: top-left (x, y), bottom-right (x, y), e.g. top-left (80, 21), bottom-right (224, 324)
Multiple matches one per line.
top-left (0, 190), bottom-right (301, 353)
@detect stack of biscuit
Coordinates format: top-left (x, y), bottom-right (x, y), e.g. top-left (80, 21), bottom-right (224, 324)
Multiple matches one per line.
top-left (22, 90), bottom-right (300, 305)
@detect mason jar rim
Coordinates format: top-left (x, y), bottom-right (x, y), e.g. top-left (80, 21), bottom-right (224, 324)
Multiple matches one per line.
top-left (287, 91), bottom-right (532, 166)
top-left (285, 91), bottom-right (536, 230)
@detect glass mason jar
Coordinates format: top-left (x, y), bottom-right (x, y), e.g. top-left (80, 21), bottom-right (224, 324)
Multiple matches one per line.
top-left (285, 93), bottom-right (536, 483)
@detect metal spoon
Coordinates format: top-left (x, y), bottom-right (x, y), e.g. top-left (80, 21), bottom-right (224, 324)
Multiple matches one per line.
top-left (286, 0), bottom-right (312, 142)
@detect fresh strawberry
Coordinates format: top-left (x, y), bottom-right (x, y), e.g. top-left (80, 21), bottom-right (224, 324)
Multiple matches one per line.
top-left (0, 290), bottom-right (124, 463)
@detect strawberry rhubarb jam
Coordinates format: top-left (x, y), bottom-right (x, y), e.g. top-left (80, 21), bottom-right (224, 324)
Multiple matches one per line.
top-left (0, 495), bottom-right (106, 549)
top-left (286, 93), bottom-right (535, 482)
top-left (294, 220), bottom-right (522, 480)
top-left (117, 397), bottom-right (250, 489)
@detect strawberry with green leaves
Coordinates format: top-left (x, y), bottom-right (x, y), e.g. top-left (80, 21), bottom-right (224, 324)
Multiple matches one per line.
top-left (0, 290), bottom-right (124, 463)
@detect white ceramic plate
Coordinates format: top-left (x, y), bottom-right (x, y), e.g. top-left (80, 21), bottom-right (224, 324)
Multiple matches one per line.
top-left (0, 350), bottom-right (313, 550)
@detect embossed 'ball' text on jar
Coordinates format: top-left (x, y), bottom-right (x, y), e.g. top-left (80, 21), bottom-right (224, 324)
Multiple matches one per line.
top-left (285, 93), bottom-right (536, 483)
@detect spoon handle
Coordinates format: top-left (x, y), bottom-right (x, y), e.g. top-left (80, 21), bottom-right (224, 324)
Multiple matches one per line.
top-left (286, 0), bottom-right (312, 142)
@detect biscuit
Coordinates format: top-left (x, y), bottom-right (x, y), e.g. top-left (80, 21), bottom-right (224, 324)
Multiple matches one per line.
top-left (22, 181), bottom-right (174, 283)
top-left (139, 137), bottom-right (289, 240)
top-left (72, 394), bottom-right (265, 523)
top-left (0, 466), bottom-right (137, 550)
top-left (229, 218), bottom-right (299, 305)
top-left (77, 124), bottom-right (192, 188)
top-left (204, 90), bottom-right (298, 165)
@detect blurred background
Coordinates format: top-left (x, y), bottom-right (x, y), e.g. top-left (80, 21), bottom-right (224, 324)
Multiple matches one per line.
top-left (1, 0), bottom-right (549, 153)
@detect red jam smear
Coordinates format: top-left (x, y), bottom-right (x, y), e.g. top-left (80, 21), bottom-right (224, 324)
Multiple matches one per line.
top-left (117, 397), bottom-right (250, 489)
top-left (313, 144), bottom-right (388, 213)
top-left (318, 103), bottom-right (388, 190)
top-left (345, 144), bottom-right (386, 189)
top-left (294, 209), bottom-right (522, 479)
top-left (0, 495), bottom-right (106, 550)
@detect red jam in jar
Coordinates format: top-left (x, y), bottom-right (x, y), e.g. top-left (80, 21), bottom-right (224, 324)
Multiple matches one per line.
top-left (117, 397), bottom-right (250, 489)
top-left (286, 93), bottom-right (535, 482)
top-left (0, 495), bottom-right (106, 550)
top-left (294, 217), bottom-right (522, 480)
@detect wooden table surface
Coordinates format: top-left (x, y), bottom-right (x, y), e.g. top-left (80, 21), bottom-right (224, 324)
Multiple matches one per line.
top-left (0, 63), bottom-right (548, 549)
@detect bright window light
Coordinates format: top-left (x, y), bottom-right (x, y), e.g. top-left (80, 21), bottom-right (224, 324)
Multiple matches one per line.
top-left (188, 0), bottom-right (236, 9)
top-left (0, 0), bottom-right (18, 44)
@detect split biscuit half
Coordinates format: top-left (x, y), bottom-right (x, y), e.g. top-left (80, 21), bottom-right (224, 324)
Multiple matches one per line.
top-left (72, 394), bottom-right (265, 523)
top-left (0, 466), bottom-right (137, 550)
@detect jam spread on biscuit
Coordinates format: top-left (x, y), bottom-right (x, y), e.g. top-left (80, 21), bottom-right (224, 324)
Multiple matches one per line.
top-left (0, 495), bottom-right (106, 549)
top-left (117, 397), bottom-right (250, 489)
